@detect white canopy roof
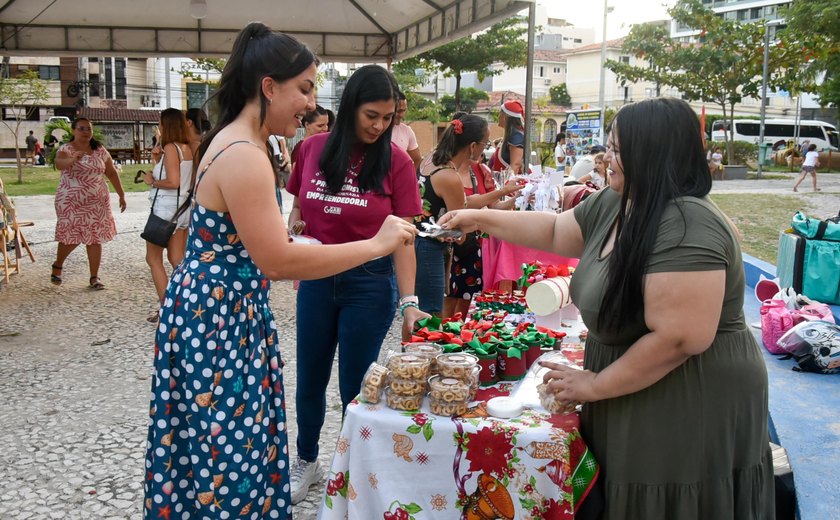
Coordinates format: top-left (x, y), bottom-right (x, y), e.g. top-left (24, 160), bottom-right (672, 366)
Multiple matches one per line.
top-left (0, 0), bottom-right (533, 62)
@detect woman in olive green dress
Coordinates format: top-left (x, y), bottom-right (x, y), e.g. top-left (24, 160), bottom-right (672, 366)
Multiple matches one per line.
top-left (438, 97), bottom-right (774, 519)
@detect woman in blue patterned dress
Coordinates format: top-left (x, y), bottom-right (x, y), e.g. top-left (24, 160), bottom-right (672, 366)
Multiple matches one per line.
top-left (143, 23), bottom-right (417, 519)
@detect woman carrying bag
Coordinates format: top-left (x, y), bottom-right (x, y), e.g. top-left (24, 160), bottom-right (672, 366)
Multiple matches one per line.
top-left (142, 108), bottom-right (194, 322)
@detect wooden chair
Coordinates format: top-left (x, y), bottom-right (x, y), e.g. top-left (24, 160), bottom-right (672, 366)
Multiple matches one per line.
top-left (0, 178), bottom-right (36, 284)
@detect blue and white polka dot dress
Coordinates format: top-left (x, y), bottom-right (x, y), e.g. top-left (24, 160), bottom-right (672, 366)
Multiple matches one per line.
top-left (144, 200), bottom-right (292, 519)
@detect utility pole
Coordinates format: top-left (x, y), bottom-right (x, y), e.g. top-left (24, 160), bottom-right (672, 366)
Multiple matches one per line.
top-left (523, 2), bottom-right (536, 166)
top-left (597, 0), bottom-right (610, 144)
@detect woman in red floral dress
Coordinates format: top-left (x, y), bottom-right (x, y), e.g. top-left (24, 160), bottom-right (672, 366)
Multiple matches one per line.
top-left (51, 118), bottom-right (126, 289)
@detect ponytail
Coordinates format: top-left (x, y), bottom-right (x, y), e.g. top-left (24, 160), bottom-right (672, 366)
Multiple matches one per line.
top-left (195, 22), bottom-right (317, 167)
top-left (432, 113), bottom-right (488, 166)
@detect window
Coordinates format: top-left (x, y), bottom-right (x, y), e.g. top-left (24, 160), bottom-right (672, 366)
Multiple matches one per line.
top-left (553, 67), bottom-right (562, 74)
top-left (765, 124), bottom-right (795, 137)
top-left (538, 66), bottom-right (545, 77)
top-left (543, 119), bottom-right (557, 143)
top-left (116, 77), bottom-right (126, 99)
top-left (3, 107), bottom-right (40, 121)
top-left (735, 122), bottom-right (760, 136)
top-left (750, 7), bottom-right (762, 19)
top-left (645, 87), bottom-right (656, 98)
top-left (89, 73), bottom-right (100, 97)
top-left (800, 125), bottom-right (827, 139)
top-left (619, 56), bottom-right (630, 64)
top-left (38, 65), bottom-right (60, 80)
top-left (104, 58), bottom-right (113, 98)
top-left (115, 58), bottom-right (126, 99)
top-left (573, 38), bottom-right (582, 43)
top-left (187, 82), bottom-right (212, 109)
top-left (529, 118), bottom-right (540, 143)
top-left (737, 10), bottom-right (747, 21)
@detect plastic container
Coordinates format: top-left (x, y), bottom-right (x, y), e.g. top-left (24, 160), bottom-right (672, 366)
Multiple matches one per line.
top-left (525, 276), bottom-right (572, 316)
top-left (389, 377), bottom-right (427, 396)
top-left (428, 376), bottom-right (470, 402)
top-left (467, 365), bottom-right (481, 401)
top-left (436, 352), bottom-right (479, 379)
top-left (387, 353), bottom-right (432, 380)
top-left (536, 383), bottom-right (579, 415)
top-left (384, 387), bottom-right (424, 411)
top-left (404, 343), bottom-right (444, 374)
top-left (359, 362), bottom-right (389, 404)
top-left (429, 397), bottom-right (468, 417)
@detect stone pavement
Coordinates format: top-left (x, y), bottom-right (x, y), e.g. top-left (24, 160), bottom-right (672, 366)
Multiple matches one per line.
top-left (1, 177), bottom-right (838, 519)
top-left (0, 190), bottom-right (405, 519)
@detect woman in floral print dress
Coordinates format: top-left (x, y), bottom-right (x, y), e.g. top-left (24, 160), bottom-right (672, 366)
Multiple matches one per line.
top-left (143, 23), bottom-right (417, 519)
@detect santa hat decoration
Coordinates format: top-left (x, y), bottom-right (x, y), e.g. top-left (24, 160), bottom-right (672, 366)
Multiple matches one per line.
top-left (501, 100), bottom-right (525, 123)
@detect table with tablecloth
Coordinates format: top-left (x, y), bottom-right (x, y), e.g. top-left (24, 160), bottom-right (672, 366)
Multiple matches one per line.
top-left (317, 344), bottom-right (598, 520)
top-left (481, 236), bottom-right (579, 291)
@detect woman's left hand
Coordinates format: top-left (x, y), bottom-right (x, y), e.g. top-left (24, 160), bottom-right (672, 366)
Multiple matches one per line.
top-left (401, 306), bottom-right (431, 341)
top-left (118, 197), bottom-right (127, 213)
top-left (539, 361), bottom-right (601, 403)
top-left (143, 171), bottom-right (155, 185)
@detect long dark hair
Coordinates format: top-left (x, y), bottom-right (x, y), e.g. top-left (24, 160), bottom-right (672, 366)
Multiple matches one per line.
top-left (433, 112), bottom-right (488, 166)
top-left (70, 118), bottom-right (101, 150)
top-left (196, 22), bottom-right (317, 166)
top-left (319, 64), bottom-right (399, 194)
top-left (598, 97), bottom-right (712, 331)
top-left (303, 104), bottom-right (329, 127)
top-left (185, 108), bottom-right (211, 135)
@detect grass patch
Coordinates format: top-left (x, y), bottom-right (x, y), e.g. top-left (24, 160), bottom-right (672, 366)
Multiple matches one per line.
top-left (745, 173), bottom-right (790, 180)
top-left (1, 164), bottom-right (152, 197)
top-left (710, 193), bottom-right (808, 263)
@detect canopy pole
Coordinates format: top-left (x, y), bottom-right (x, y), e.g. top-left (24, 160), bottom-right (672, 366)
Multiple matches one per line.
top-left (523, 1), bottom-right (536, 169)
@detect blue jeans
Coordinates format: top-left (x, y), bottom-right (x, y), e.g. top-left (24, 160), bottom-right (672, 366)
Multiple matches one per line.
top-left (414, 236), bottom-right (448, 314)
top-left (295, 256), bottom-right (397, 462)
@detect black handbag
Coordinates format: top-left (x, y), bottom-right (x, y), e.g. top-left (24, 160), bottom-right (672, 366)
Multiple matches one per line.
top-left (141, 160), bottom-right (183, 248)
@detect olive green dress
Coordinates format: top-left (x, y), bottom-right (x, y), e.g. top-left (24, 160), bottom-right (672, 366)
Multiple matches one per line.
top-left (571, 189), bottom-right (775, 519)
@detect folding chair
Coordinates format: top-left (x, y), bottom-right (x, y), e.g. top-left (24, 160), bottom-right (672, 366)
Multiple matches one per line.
top-left (0, 178), bottom-right (36, 284)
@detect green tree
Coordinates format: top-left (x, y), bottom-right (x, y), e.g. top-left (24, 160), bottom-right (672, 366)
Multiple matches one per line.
top-left (392, 56), bottom-right (435, 93)
top-left (0, 70), bottom-right (49, 183)
top-left (549, 84), bottom-right (571, 106)
top-left (606, 0), bottom-right (809, 164)
top-left (781, 0), bottom-right (840, 107)
top-left (43, 118), bottom-right (105, 168)
top-left (404, 92), bottom-right (441, 122)
top-left (439, 88), bottom-right (489, 118)
top-left (417, 18), bottom-right (527, 112)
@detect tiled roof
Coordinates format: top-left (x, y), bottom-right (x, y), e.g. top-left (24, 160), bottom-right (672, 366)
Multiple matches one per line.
top-left (474, 91), bottom-right (567, 114)
top-left (534, 50), bottom-right (568, 62)
top-left (77, 107), bottom-right (161, 123)
top-left (567, 37), bottom-right (626, 54)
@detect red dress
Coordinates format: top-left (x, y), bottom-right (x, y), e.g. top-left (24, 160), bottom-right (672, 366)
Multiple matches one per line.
top-left (54, 144), bottom-right (117, 244)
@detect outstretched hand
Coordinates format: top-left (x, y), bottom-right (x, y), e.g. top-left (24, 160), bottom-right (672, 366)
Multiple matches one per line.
top-left (539, 360), bottom-right (601, 403)
top-left (372, 215), bottom-right (417, 255)
top-left (437, 209), bottom-right (482, 234)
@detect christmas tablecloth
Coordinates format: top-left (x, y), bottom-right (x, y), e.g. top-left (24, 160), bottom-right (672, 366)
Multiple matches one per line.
top-left (317, 360), bottom-right (598, 520)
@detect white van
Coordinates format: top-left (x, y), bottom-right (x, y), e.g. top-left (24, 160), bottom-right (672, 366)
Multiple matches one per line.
top-left (711, 119), bottom-right (839, 151)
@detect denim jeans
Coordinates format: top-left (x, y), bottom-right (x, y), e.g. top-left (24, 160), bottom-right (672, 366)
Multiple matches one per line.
top-left (295, 256), bottom-right (397, 462)
top-left (414, 236), bottom-right (448, 314)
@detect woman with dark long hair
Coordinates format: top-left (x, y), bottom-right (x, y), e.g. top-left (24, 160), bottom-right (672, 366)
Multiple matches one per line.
top-left (491, 99), bottom-right (526, 175)
top-left (285, 64), bottom-right (423, 504)
top-left (440, 97), bottom-right (773, 519)
top-left (142, 25), bottom-right (416, 519)
top-left (414, 113), bottom-right (487, 314)
top-left (51, 117), bottom-right (126, 289)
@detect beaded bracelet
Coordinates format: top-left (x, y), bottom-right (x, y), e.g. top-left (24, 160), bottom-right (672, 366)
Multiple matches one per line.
top-left (399, 301), bottom-right (419, 317)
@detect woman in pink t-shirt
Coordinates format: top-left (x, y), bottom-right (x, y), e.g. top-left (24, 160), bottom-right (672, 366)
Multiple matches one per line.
top-left (285, 64), bottom-right (425, 505)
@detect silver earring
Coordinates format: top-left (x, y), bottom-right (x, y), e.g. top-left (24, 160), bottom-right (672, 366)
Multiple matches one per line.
top-left (268, 98), bottom-right (273, 105)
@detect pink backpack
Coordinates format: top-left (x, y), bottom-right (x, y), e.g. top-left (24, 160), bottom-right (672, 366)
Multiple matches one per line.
top-left (760, 299), bottom-right (835, 354)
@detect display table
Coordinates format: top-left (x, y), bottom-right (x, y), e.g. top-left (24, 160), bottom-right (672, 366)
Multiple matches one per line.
top-left (317, 346), bottom-right (597, 520)
top-left (482, 236), bottom-right (579, 291)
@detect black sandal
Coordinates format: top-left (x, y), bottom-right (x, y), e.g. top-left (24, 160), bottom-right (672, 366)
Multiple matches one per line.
top-left (50, 264), bottom-right (63, 286)
top-left (89, 276), bottom-right (105, 290)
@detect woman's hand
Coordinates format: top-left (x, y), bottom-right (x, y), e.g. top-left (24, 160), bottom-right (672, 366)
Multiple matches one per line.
top-left (401, 306), bottom-right (430, 341)
top-left (371, 215), bottom-right (417, 255)
top-left (539, 361), bottom-right (601, 403)
top-left (118, 197), bottom-right (127, 213)
top-left (289, 220), bottom-right (306, 236)
top-left (502, 179), bottom-right (523, 197)
top-left (437, 209), bottom-right (482, 234)
top-left (143, 170), bottom-right (155, 185)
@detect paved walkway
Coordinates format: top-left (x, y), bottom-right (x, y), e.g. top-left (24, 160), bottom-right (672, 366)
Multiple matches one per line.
top-left (0, 177), bottom-right (837, 519)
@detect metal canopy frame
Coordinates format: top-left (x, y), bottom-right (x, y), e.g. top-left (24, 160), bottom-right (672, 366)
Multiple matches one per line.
top-left (0, 0), bottom-right (533, 62)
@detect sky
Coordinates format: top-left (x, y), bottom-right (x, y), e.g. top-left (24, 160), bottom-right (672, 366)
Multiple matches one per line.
top-left (544, 0), bottom-right (675, 42)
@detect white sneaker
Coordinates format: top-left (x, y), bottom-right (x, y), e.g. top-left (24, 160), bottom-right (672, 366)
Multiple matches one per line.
top-left (290, 457), bottom-right (320, 505)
